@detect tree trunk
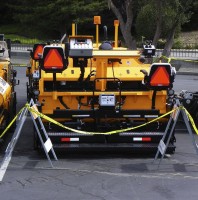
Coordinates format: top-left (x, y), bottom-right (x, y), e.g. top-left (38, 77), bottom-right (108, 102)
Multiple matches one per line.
top-left (162, 22), bottom-right (178, 57)
top-left (152, 0), bottom-right (162, 47)
top-left (120, 23), bottom-right (136, 49)
top-left (108, 0), bottom-right (136, 49)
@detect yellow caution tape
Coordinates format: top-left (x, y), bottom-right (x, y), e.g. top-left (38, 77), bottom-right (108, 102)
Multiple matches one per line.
top-left (26, 103), bottom-right (177, 135)
top-left (0, 107), bottom-right (25, 139)
top-left (182, 107), bottom-right (198, 135)
top-left (1, 103), bottom-right (197, 138)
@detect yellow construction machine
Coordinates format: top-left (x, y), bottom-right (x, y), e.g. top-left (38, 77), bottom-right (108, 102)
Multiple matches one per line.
top-left (0, 34), bottom-right (17, 138)
top-left (27, 17), bottom-right (176, 152)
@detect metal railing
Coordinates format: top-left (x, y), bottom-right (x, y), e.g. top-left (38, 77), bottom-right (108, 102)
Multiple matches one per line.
top-left (156, 49), bottom-right (198, 59)
top-left (10, 41), bottom-right (198, 58)
top-left (11, 43), bottom-right (33, 51)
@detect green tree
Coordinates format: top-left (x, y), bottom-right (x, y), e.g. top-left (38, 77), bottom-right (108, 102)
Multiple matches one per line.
top-left (136, 3), bottom-right (157, 41)
top-left (5, 0), bottom-right (109, 39)
top-left (107, 0), bottom-right (194, 54)
top-left (136, 0), bottom-right (163, 47)
top-left (108, 0), bottom-right (137, 49)
top-left (0, 0), bottom-right (15, 25)
top-left (182, 0), bottom-right (198, 31)
top-left (162, 0), bottom-right (193, 56)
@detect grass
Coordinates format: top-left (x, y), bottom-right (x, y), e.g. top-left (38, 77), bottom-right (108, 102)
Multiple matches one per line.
top-left (0, 24), bottom-right (43, 44)
top-left (5, 34), bottom-right (42, 44)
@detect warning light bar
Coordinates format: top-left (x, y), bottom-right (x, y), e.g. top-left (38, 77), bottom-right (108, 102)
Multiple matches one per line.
top-left (40, 45), bottom-right (68, 73)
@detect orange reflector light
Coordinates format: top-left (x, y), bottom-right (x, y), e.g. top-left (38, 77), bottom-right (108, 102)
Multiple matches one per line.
top-left (150, 66), bottom-right (170, 86)
top-left (114, 20), bottom-right (119, 26)
top-left (94, 16), bottom-right (101, 24)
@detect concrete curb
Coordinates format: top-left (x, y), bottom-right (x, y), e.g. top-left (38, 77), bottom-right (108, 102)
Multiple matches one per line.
top-left (171, 59), bottom-right (198, 75)
top-left (176, 71), bottom-right (198, 75)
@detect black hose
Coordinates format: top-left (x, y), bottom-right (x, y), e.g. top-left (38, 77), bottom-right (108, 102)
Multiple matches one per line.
top-left (58, 96), bottom-right (70, 109)
top-left (78, 61), bottom-right (85, 82)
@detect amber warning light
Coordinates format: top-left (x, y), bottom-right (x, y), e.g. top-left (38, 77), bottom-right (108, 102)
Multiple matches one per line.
top-left (94, 16), bottom-right (101, 25)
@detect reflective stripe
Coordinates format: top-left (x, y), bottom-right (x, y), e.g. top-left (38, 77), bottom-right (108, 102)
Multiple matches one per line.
top-left (61, 138), bottom-right (79, 142)
top-left (133, 137), bottom-right (142, 141)
top-left (72, 115), bottom-right (90, 118)
top-left (133, 137), bottom-right (151, 142)
top-left (144, 115), bottom-right (158, 118)
top-left (123, 115), bottom-right (141, 118)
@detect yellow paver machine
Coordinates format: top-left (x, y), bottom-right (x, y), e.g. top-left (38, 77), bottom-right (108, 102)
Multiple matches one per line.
top-left (26, 17), bottom-right (176, 153)
top-left (0, 34), bottom-right (17, 137)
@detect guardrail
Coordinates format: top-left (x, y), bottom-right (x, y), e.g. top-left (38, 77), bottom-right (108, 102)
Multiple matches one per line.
top-left (11, 43), bottom-right (33, 51)
top-left (156, 49), bottom-right (198, 59)
top-left (11, 43), bottom-right (198, 58)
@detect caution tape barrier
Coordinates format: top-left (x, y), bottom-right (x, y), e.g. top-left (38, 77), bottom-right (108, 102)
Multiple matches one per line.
top-left (182, 107), bottom-right (198, 135)
top-left (0, 107), bottom-right (25, 139)
top-left (0, 104), bottom-right (198, 139)
top-left (27, 104), bottom-right (176, 135)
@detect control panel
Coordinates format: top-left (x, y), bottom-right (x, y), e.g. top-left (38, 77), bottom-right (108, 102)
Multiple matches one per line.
top-left (69, 36), bottom-right (93, 58)
top-left (99, 94), bottom-right (115, 107)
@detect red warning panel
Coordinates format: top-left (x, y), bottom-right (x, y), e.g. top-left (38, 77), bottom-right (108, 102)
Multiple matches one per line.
top-left (34, 45), bottom-right (44, 60)
top-left (32, 44), bottom-right (45, 60)
top-left (150, 66), bottom-right (170, 86)
top-left (44, 49), bottom-right (63, 69)
top-left (41, 46), bottom-right (67, 72)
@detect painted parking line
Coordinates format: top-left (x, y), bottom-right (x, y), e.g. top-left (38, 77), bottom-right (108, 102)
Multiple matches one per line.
top-left (0, 156), bottom-right (11, 181)
top-left (0, 108), bottom-right (28, 182)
